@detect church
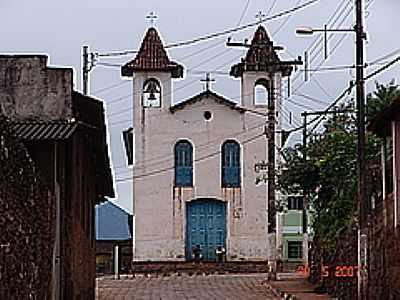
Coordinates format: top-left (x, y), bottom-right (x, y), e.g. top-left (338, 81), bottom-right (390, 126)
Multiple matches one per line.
top-left (121, 25), bottom-right (292, 262)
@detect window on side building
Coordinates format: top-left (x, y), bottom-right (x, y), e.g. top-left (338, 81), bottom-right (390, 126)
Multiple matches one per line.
top-left (174, 140), bottom-right (193, 187)
top-left (221, 140), bottom-right (241, 187)
top-left (288, 241), bottom-right (303, 259)
top-left (287, 196), bottom-right (304, 210)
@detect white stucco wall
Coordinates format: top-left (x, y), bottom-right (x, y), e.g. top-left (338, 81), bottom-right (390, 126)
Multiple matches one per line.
top-left (132, 70), bottom-right (282, 261)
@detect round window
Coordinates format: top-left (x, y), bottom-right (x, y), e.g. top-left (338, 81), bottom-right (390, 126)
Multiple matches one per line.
top-left (204, 111), bottom-right (212, 121)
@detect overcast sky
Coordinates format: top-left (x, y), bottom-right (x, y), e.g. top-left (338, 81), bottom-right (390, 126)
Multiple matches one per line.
top-left (2, 0), bottom-right (399, 213)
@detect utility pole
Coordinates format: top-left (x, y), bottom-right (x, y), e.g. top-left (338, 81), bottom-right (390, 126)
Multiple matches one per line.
top-left (82, 46), bottom-right (97, 96)
top-left (301, 109), bottom-right (355, 270)
top-left (302, 112), bottom-right (308, 232)
top-left (82, 46), bottom-right (89, 95)
top-left (355, 0), bottom-right (368, 298)
top-left (227, 28), bottom-right (302, 279)
top-left (302, 112), bottom-right (309, 270)
top-left (356, 0), bottom-right (367, 228)
top-left (267, 76), bottom-right (276, 233)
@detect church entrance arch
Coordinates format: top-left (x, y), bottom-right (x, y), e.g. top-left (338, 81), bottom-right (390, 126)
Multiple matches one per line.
top-left (186, 199), bottom-right (227, 261)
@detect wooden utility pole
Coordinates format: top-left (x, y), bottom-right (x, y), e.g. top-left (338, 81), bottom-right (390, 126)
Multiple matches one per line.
top-left (82, 46), bottom-right (89, 95)
top-left (355, 0), bottom-right (368, 298)
top-left (356, 0), bottom-right (367, 228)
top-left (267, 76), bottom-right (276, 233)
top-left (302, 112), bottom-right (308, 233)
top-left (82, 46), bottom-right (97, 96)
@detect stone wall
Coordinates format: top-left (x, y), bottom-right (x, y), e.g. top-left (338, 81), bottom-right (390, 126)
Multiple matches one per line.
top-left (368, 194), bottom-right (400, 299)
top-left (0, 118), bottom-right (55, 299)
top-left (309, 223), bottom-right (358, 300)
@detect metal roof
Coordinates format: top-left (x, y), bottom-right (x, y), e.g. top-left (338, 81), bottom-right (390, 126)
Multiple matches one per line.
top-left (11, 122), bottom-right (78, 141)
top-left (95, 201), bottom-right (132, 241)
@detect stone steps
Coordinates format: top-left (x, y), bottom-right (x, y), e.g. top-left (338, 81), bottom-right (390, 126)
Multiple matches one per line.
top-left (131, 261), bottom-right (270, 275)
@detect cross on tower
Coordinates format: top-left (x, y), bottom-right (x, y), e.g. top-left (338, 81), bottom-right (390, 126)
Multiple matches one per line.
top-left (200, 73), bottom-right (215, 91)
top-left (146, 12), bottom-right (158, 27)
top-left (255, 11), bottom-right (266, 24)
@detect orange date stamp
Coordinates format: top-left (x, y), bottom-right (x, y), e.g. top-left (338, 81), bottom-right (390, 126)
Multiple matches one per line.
top-left (296, 265), bottom-right (359, 278)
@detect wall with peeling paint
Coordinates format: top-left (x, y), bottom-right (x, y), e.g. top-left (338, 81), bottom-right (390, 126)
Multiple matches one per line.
top-left (0, 55), bottom-right (73, 121)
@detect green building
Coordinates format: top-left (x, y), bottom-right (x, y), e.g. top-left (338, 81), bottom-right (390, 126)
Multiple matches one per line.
top-left (278, 195), bottom-right (307, 265)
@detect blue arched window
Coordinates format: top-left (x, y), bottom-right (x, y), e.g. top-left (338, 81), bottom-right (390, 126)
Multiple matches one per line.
top-left (222, 140), bottom-right (241, 187)
top-left (175, 140), bottom-right (193, 187)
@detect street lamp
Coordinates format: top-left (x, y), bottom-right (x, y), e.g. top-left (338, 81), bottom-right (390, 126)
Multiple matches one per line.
top-left (296, 26), bottom-right (355, 35)
top-left (296, 26), bottom-right (355, 60)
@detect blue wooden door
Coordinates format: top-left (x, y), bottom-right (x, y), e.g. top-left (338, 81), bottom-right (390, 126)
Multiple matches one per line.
top-left (186, 200), bottom-right (226, 261)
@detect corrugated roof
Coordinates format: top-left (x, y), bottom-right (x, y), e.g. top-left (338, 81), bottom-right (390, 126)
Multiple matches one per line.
top-left (11, 122), bottom-right (78, 140)
top-left (95, 201), bottom-right (132, 241)
top-left (121, 27), bottom-right (183, 78)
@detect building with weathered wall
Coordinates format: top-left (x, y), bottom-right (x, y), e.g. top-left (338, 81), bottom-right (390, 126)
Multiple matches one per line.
top-left (367, 99), bottom-right (400, 299)
top-left (0, 117), bottom-right (55, 299)
top-left (0, 55), bottom-right (114, 300)
top-left (122, 26), bottom-right (292, 262)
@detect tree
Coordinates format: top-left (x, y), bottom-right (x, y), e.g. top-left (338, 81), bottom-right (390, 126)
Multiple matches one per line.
top-left (366, 80), bottom-right (400, 121)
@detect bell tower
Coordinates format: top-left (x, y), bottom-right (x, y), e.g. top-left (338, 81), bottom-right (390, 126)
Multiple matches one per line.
top-left (121, 27), bottom-right (183, 223)
top-left (122, 27), bottom-right (183, 113)
top-left (230, 26), bottom-right (301, 269)
top-left (121, 26), bottom-right (184, 162)
top-left (230, 25), bottom-right (293, 110)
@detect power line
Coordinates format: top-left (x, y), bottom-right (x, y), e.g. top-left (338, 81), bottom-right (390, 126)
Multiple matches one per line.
top-left (365, 55), bottom-right (400, 81)
top-left (97, 0), bottom-right (319, 57)
top-left (131, 120), bottom-right (267, 170)
top-left (107, 52), bottom-right (244, 117)
top-left (115, 132), bottom-right (265, 182)
top-left (292, 53), bottom-right (400, 136)
top-left (236, 0), bottom-right (251, 26)
top-left (93, 80), bottom-right (130, 94)
top-left (266, 0), bottom-right (278, 16)
top-left (272, 0), bottom-right (302, 37)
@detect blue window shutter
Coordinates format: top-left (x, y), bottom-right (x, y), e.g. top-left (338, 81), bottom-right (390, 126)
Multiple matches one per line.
top-left (175, 141), bottom-right (193, 186)
top-left (222, 141), bottom-right (240, 187)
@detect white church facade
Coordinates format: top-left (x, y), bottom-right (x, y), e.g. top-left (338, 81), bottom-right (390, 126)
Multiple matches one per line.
top-left (121, 26), bottom-right (292, 262)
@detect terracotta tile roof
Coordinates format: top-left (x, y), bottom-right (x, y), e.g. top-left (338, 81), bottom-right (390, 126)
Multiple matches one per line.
top-left (121, 27), bottom-right (183, 78)
top-left (170, 90), bottom-right (245, 114)
top-left (230, 25), bottom-right (292, 77)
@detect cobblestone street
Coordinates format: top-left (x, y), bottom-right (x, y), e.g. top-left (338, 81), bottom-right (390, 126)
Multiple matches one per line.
top-left (96, 274), bottom-right (279, 299)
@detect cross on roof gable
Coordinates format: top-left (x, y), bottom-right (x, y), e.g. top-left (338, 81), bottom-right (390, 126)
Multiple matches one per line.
top-left (121, 27), bottom-right (184, 78)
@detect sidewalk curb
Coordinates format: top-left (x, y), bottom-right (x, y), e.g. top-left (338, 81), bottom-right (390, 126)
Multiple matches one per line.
top-left (263, 280), bottom-right (298, 300)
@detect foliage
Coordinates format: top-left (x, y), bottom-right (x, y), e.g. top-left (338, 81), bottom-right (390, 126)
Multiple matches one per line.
top-left (366, 80), bottom-right (400, 121)
top-left (278, 79), bottom-right (399, 256)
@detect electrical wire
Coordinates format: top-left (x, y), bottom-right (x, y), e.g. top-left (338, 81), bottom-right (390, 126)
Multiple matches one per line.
top-left (96, 0), bottom-right (319, 57)
top-left (93, 81), bottom-right (129, 94)
top-left (107, 52), bottom-right (244, 117)
top-left (266, 0), bottom-right (278, 17)
top-left (237, 0), bottom-right (252, 26)
top-left (272, 0), bottom-right (302, 37)
top-left (115, 132), bottom-right (265, 182)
